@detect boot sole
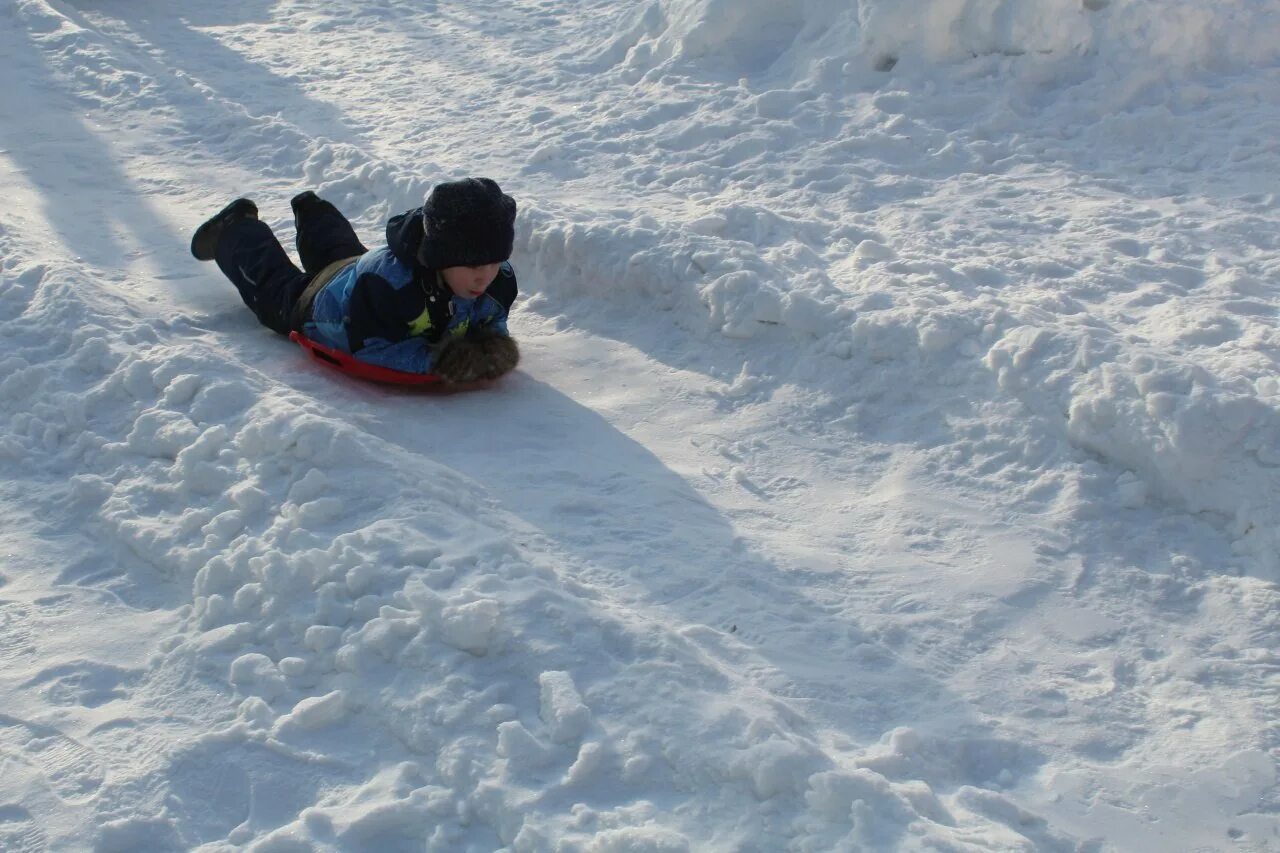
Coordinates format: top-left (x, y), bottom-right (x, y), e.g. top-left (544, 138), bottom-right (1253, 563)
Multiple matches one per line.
top-left (191, 198), bottom-right (258, 261)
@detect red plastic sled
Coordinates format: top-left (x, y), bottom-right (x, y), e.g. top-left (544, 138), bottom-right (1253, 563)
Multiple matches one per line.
top-left (289, 332), bottom-right (443, 386)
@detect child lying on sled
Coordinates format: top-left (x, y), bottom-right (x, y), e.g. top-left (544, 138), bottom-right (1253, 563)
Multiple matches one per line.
top-left (191, 177), bottom-right (520, 385)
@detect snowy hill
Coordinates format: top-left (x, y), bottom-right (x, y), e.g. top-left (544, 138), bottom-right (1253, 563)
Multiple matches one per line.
top-left (1, 0), bottom-right (1277, 850)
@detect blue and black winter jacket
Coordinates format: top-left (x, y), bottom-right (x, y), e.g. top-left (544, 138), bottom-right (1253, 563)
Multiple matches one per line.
top-left (301, 207), bottom-right (517, 374)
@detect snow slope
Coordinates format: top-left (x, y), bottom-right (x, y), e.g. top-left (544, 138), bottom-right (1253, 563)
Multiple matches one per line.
top-left (1, 0), bottom-right (1278, 850)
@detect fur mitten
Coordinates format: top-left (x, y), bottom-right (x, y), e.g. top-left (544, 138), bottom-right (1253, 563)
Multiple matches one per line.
top-left (433, 332), bottom-right (520, 384)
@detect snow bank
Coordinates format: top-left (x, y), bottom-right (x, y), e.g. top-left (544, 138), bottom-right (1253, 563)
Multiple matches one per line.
top-left (989, 330), bottom-right (1280, 576)
top-left (605, 0), bottom-right (1280, 77)
top-left (515, 196), bottom-right (1280, 580)
top-left (545, 0), bottom-right (1280, 583)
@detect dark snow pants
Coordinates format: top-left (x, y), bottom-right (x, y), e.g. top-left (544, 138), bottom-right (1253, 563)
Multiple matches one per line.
top-left (215, 192), bottom-right (368, 336)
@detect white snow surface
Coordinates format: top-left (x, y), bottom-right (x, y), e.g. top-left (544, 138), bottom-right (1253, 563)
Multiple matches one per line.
top-left (1, 0), bottom-right (1278, 850)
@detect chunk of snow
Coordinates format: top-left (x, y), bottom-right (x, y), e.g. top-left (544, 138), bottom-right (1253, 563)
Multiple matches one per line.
top-left (440, 599), bottom-right (501, 656)
top-left (538, 671), bottom-right (591, 744)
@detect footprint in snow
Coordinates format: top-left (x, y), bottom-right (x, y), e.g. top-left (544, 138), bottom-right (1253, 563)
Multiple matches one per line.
top-left (23, 660), bottom-right (136, 708)
top-left (0, 602), bottom-right (37, 668)
top-left (0, 805), bottom-right (47, 853)
top-left (0, 715), bottom-right (106, 804)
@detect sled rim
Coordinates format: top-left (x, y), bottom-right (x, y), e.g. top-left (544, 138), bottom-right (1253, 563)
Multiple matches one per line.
top-left (289, 332), bottom-right (443, 385)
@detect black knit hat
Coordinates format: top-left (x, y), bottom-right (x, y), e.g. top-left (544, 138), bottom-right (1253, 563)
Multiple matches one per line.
top-left (417, 178), bottom-right (517, 269)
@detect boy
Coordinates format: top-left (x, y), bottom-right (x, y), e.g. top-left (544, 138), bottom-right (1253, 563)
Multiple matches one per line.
top-left (190, 177), bottom-right (520, 384)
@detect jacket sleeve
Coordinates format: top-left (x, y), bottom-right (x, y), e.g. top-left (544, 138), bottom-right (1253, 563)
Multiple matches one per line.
top-left (353, 336), bottom-right (433, 373)
top-left (346, 271), bottom-right (435, 374)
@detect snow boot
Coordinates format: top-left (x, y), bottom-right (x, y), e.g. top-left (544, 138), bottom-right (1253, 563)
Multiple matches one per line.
top-left (190, 198), bottom-right (259, 261)
top-left (434, 332), bottom-right (520, 383)
top-left (290, 190), bottom-right (329, 215)
top-left (291, 190), bottom-right (367, 273)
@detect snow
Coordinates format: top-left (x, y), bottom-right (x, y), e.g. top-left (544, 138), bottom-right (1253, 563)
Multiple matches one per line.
top-left (1, 0), bottom-right (1278, 850)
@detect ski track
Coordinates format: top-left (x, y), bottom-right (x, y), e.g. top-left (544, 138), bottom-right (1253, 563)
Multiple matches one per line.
top-left (1, 0), bottom-right (1278, 849)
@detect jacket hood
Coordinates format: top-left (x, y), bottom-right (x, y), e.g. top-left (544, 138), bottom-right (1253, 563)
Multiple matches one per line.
top-left (386, 207), bottom-right (425, 267)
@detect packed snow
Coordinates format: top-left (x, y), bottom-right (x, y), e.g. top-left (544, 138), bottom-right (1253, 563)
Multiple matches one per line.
top-left (1, 0), bottom-right (1278, 850)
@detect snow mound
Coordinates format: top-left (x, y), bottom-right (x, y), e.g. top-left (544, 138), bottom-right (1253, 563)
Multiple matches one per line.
top-left (986, 323), bottom-right (1280, 578)
top-left (602, 0), bottom-right (1280, 77)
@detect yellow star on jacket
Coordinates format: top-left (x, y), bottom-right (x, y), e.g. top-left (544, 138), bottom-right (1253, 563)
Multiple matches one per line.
top-left (406, 307), bottom-right (433, 336)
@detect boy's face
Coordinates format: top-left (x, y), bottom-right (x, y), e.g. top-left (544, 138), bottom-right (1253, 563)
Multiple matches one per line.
top-left (441, 264), bottom-right (501, 299)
